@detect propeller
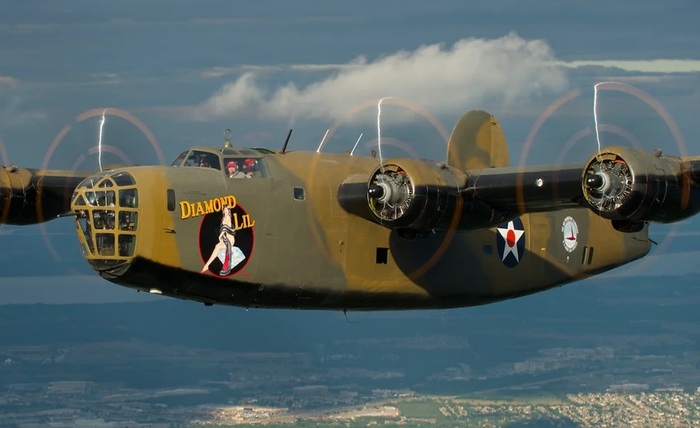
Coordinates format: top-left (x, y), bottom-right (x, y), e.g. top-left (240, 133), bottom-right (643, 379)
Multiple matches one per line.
top-left (310, 96), bottom-right (449, 244)
top-left (40, 108), bottom-right (164, 173)
top-left (520, 81), bottom-right (687, 273)
top-left (321, 97), bottom-right (463, 281)
top-left (37, 107), bottom-right (165, 264)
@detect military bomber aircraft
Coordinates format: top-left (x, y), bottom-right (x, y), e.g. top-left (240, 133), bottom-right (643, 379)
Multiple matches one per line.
top-left (2, 110), bottom-right (700, 310)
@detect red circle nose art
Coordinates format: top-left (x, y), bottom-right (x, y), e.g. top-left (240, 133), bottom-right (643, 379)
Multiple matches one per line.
top-left (506, 229), bottom-right (516, 247)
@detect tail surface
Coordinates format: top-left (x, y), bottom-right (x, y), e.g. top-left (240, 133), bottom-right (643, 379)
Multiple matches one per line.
top-left (446, 110), bottom-right (509, 170)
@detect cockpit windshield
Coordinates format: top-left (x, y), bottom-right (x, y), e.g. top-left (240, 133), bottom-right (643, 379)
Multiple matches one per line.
top-left (182, 150), bottom-right (221, 170)
top-left (171, 151), bottom-right (188, 167)
top-left (171, 148), bottom-right (267, 176)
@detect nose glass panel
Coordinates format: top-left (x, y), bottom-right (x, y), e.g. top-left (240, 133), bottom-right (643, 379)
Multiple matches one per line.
top-left (71, 171), bottom-right (139, 270)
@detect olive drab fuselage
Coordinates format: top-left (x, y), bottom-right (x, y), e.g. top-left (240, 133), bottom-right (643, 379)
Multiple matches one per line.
top-left (67, 147), bottom-right (651, 310)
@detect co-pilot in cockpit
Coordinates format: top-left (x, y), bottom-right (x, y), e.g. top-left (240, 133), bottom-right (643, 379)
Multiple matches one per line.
top-left (225, 158), bottom-right (261, 178)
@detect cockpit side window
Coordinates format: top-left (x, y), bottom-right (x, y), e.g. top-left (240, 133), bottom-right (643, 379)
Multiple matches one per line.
top-left (184, 151), bottom-right (221, 170)
top-left (224, 158), bottom-right (266, 178)
top-left (171, 151), bottom-right (189, 167)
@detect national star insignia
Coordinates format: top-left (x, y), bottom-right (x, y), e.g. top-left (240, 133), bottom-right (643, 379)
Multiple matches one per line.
top-left (497, 220), bottom-right (525, 262)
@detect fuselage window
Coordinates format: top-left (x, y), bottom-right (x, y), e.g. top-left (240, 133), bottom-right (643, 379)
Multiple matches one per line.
top-left (293, 187), bottom-right (305, 201)
top-left (167, 189), bottom-right (176, 211)
top-left (376, 247), bottom-right (389, 264)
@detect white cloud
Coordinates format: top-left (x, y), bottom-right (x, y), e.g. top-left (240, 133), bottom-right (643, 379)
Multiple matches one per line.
top-left (196, 73), bottom-right (264, 115)
top-left (192, 34), bottom-right (568, 122)
top-left (561, 59), bottom-right (700, 73)
top-left (0, 75), bottom-right (19, 87)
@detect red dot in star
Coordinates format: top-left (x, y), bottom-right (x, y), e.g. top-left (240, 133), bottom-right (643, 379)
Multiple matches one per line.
top-left (507, 229), bottom-right (516, 247)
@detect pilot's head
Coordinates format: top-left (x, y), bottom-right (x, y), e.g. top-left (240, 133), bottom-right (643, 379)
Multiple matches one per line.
top-left (227, 161), bottom-right (237, 175)
top-left (243, 158), bottom-right (256, 172)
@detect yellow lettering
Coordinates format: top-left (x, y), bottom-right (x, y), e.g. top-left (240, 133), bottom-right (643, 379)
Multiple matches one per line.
top-left (194, 202), bottom-right (205, 217)
top-left (203, 200), bottom-right (213, 214)
top-left (179, 195), bottom-right (253, 222)
top-left (180, 201), bottom-right (192, 219)
top-left (243, 214), bottom-right (255, 228)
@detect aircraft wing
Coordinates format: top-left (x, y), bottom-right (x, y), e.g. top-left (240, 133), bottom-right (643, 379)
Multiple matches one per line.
top-left (0, 166), bottom-right (91, 225)
top-left (339, 146), bottom-right (700, 231)
top-left (464, 164), bottom-right (584, 213)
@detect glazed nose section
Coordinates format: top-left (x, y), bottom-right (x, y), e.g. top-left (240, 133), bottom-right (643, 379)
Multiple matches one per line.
top-left (70, 171), bottom-right (140, 277)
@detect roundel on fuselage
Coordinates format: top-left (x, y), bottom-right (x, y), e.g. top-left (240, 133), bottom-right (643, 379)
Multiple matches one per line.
top-left (496, 217), bottom-right (525, 268)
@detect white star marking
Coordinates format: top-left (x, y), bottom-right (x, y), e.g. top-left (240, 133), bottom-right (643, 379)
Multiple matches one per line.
top-left (497, 220), bottom-right (525, 262)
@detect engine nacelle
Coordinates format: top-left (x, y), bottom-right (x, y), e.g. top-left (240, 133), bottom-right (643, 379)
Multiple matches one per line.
top-left (582, 146), bottom-right (700, 223)
top-left (0, 166), bottom-right (87, 225)
top-left (338, 158), bottom-right (504, 231)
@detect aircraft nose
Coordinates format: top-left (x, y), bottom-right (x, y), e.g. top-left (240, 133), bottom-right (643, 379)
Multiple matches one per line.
top-left (70, 170), bottom-right (139, 277)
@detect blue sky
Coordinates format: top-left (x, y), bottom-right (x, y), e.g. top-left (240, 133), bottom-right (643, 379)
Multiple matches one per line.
top-left (1, 0), bottom-right (700, 303)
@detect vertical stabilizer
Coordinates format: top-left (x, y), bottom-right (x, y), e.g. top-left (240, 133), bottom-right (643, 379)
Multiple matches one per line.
top-left (446, 110), bottom-right (509, 170)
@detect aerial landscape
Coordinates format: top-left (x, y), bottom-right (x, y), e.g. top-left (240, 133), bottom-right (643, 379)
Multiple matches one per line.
top-left (1, 271), bottom-right (699, 426)
top-left (2, 0), bottom-right (700, 426)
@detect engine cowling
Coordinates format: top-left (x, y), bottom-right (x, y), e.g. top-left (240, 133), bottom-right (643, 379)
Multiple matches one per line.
top-left (365, 161), bottom-right (455, 229)
top-left (582, 146), bottom-right (700, 223)
top-left (337, 158), bottom-right (505, 231)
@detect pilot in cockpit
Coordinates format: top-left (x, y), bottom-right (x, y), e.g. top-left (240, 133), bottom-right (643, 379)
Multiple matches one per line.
top-left (195, 152), bottom-right (219, 169)
top-left (242, 158), bottom-right (258, 178)
top-left (198, 159), bottom-right (210, 167)
top-left (226, 160), bottom-right (248, 178)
